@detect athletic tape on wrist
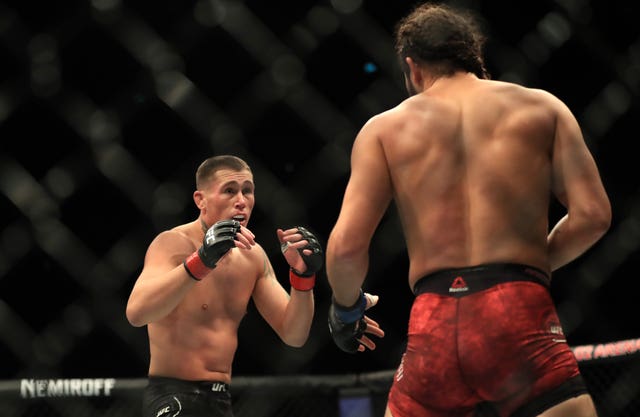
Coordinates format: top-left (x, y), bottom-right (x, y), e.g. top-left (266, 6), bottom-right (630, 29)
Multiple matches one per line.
top-left (183, 252), bottom-right (213, 281)
top-left (289, 268), bottom-right (315, 291)
top-left (332, 290), bottom-right (366, 323)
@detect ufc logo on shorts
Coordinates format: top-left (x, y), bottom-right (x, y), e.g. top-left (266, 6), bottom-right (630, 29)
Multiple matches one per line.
top-left (211, 382), bottom-right (226, 392)
top-left (156, 396), bottom-right (181, 417)
top-left (156, 406), bottom-right (171, 417)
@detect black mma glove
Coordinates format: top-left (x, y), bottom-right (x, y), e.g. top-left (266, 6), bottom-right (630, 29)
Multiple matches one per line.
top-left (183, 220), bottom-right (241, 281)
top-left (328, 291), bottom-right (367, 353)
top-left (288, 226), bottom-right (323, 291)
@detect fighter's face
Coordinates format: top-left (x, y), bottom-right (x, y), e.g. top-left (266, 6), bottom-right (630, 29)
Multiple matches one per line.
top-left (198, 169), bottom-right (255, 228)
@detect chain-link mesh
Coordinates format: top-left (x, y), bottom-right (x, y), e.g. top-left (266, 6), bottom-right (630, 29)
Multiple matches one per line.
top-left (1, 1), bottom-right (639, 415)
top-left (2, 351), bottom-right (640, 417)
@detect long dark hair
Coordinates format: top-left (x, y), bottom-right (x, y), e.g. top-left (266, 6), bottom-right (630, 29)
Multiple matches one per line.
top-left (394, 2), bottom-right (490, 79)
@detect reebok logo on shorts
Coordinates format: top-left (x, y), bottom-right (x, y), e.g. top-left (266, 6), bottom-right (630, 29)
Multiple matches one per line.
top-left (449, 277), bottom-right (469, 293)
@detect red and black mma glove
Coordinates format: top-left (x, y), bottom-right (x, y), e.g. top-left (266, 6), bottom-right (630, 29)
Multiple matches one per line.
top-left (328, 291), bottom-right (368, 353)
top-left (183, 220), bottom-right (241, 281)
top-left (288, 226), bottom-right (323, 291)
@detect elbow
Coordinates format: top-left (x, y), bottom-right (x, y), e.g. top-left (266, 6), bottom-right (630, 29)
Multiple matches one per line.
top-left (576, 200), bottom-right (612, 242)
top-left (588, 200), bottom-right (612, 239)
top-left (126, 304), bottom-right (147, 328)
top-left (284, 333), bottom-right (309, 348)
top-left (279, 317), bottom-right (312, 347)
top-left (128, 319), bottom-right (146, 328)
top-left (327, 233), bottom-right (369, 265)
top-left (593, 213), bottom-right (611, 240)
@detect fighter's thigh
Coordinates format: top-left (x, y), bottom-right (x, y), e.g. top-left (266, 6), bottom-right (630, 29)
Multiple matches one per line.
top-left (537, 394), bottom-right (598, 417)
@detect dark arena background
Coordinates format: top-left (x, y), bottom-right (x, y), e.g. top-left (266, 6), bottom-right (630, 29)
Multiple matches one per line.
top-left (1, 0), bottom-right (639, 416)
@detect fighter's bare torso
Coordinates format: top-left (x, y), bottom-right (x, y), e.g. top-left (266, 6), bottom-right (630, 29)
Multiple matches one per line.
top-left (373, 74), bottom-right (557, 286)
top-left (145, 221), bottom-right (262, 383)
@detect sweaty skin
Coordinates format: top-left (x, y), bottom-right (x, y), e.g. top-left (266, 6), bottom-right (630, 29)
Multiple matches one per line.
top-left (327, 71), bottom-right (611, 305)
top-left (127, 169), bottom-right (314, 384)
top-left (327, 65), bottom-right (610, 416)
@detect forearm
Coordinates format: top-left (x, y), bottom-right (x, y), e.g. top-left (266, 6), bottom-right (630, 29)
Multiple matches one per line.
top-left (126, 266), bottom-right (194, 326)
top-left (280, 289), bottom-right (315, 347)
top-left (326, 246), bottom-right (369, 307)
top-left (547, 213), bottom-right (609, 271)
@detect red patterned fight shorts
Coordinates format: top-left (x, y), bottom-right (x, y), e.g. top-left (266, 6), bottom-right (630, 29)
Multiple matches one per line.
top-left (388, 263), bottom-right (587, 417)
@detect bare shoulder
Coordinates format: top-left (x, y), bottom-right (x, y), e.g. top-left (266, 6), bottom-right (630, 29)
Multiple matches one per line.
top-left (152, 228), bottom-right (192, 246)
top-left (363, 106), bottom-right (401, 129)
top-left (224, 237), bottom-right (268, 265)
top-left (247, 241), bottom-right (271, 272)
top-left (218, 239), bottom-right (272, 280)
top-left (492, 79), bottom-right (564, 106)
top-left (246, 240), bottom-right (267, 260)
top-left (360, 99), bottom-right (420, 136)
top-left (146, 224), bottom-right (198, 258)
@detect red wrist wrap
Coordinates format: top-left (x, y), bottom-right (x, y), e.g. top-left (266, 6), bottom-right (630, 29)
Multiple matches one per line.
top-left (289, 269), bottom-right (315, 291)
top-left (183, 252), bottom-right (212, 281)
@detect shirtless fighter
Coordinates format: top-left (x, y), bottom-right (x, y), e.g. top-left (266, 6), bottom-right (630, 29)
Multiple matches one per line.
top-left (326, 3), bottom-right (610, 417)
top-left (127, 155), bottom-right (322, 417)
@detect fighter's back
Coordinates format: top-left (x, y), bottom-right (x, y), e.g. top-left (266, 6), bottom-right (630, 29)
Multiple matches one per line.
top-left (378, 74), bottom-right (557, 285)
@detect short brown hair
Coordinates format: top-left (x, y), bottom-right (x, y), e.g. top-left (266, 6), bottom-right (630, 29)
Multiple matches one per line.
top-left (195, 155), bottom-right (252, 189)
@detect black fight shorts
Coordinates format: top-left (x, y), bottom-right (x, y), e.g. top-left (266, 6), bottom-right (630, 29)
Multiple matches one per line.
top-left (143, 376), bottom-right (233, 417)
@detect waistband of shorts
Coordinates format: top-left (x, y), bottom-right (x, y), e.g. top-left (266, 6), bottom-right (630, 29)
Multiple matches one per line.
top-left (147, 376), bottom-right (230, 393)
top-left (412, 263), bottom-right (550, 297)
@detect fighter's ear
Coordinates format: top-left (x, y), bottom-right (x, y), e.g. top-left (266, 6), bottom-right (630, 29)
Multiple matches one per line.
top-left (194, 190), bottom-right (205, 210)
top-left (405, 57), bottom-right (422, 85)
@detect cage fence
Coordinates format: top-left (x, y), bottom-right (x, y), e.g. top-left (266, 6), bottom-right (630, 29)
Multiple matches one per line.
top-left (2, 338), bottom-right (639, 417)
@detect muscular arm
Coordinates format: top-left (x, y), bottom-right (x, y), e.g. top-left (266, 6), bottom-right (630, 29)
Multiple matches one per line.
top-left (252, 248), bottom-right (314, 347)
top-left (126, 231), bottom-right (197, 327)
top-left (547, 99), bottom-right (611, 271)
top-left (326, 118), bottom-right (393, 306)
